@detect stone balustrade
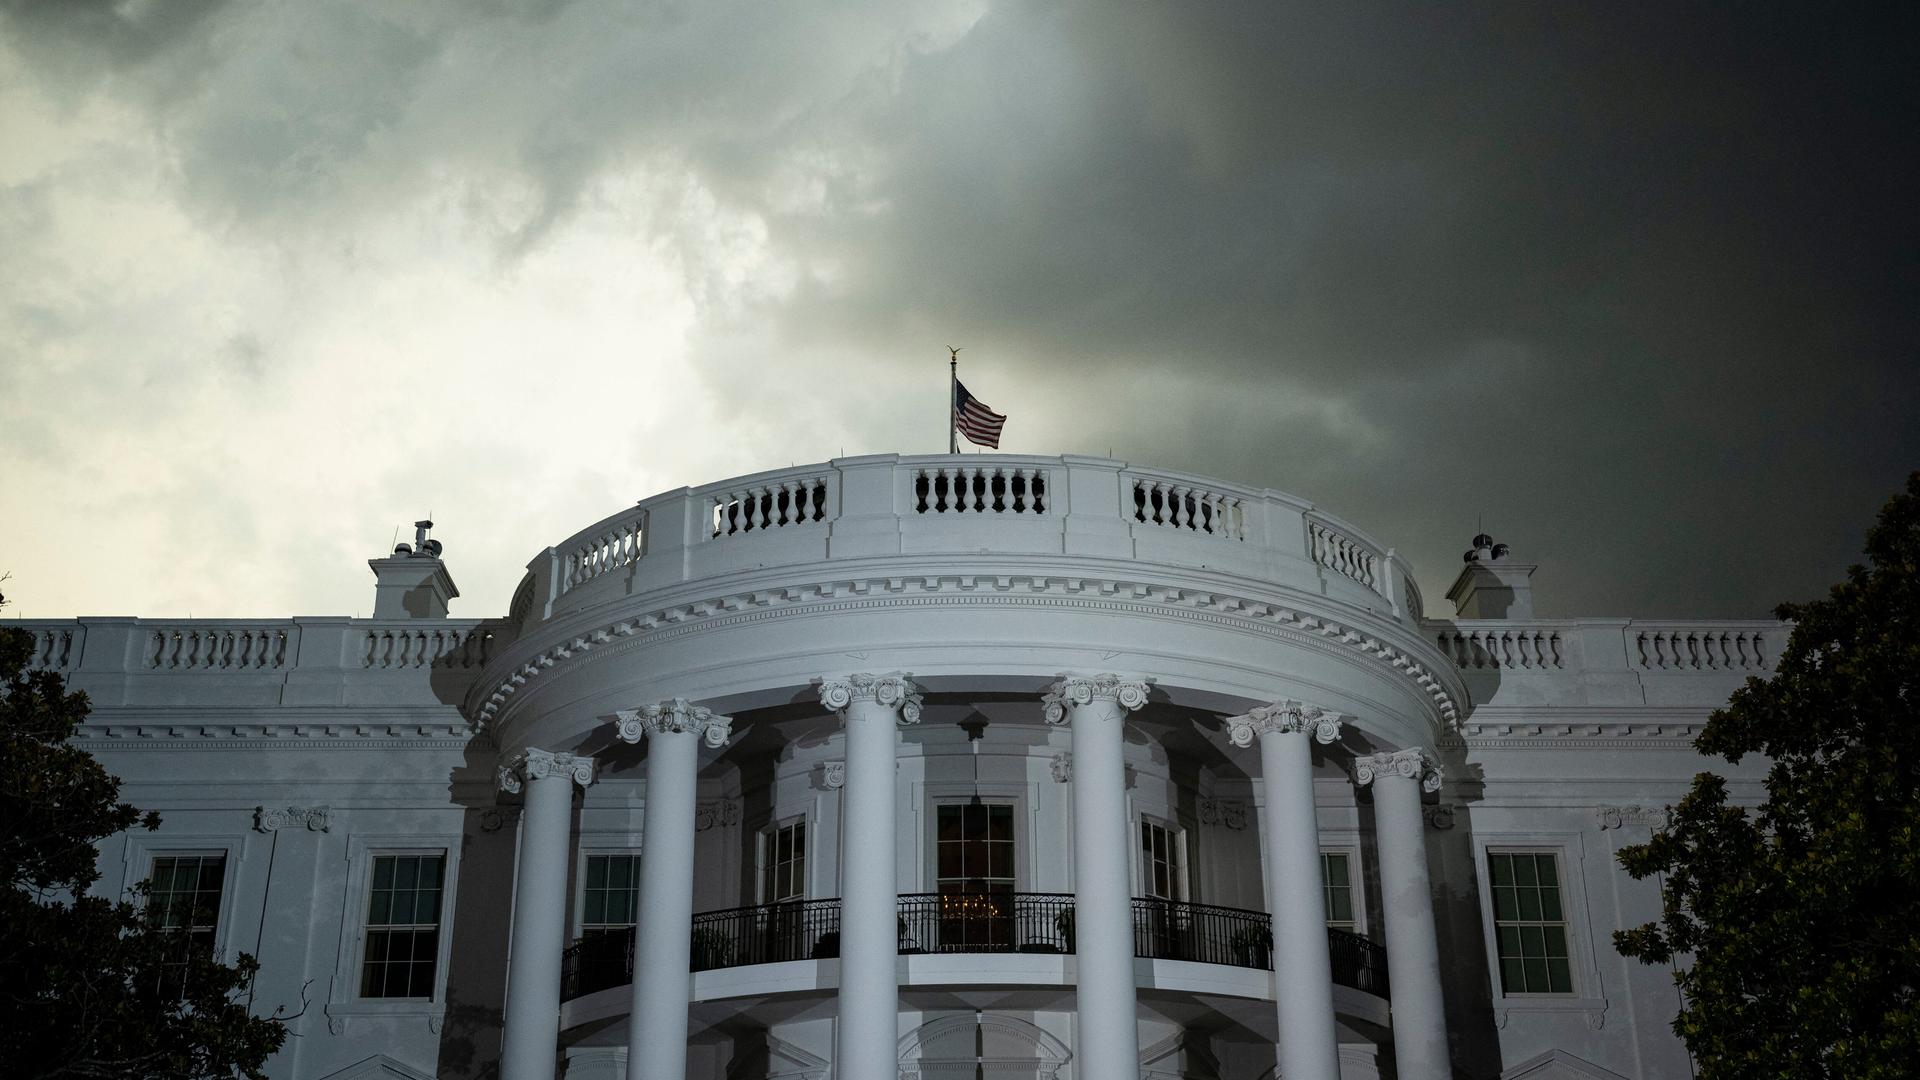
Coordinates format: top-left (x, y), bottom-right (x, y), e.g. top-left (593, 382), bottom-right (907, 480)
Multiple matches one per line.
top-left (1430, 618), bottom-right (1791, 710)
top-left (5, 617), bottom-right (503, 721)
top-left (519, 454), bottom-right (1411, 626)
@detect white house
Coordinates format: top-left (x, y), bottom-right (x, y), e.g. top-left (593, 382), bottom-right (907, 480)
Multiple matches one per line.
top-left (10, 454), bottom-right (1780, 1080)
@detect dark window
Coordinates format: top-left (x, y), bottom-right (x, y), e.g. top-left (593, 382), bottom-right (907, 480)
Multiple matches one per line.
top-left (360, 853), bottom-right (444, 999)
top-left (1322, 851), bottom-right (1355, 930)
top-left (762, 821), bottom-right (806, 903)
top-left (1488, 850), bottom-right (1574, 994)
top-left (1141, 821), bottom-right (1184, 900)
top-left (149, 854), bottom-right (225, 994)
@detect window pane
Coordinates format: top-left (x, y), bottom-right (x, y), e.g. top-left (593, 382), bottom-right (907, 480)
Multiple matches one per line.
top-left (1541, 888), bottom-right (1563, 921)
top-left (1488, 853), bottom-right (1513, 886)
top-left (1523, 957), bottom-right (1549, 992)
top-left (1517, 887), bottom-right (1542, 921)
top-left (1491, 886), bottom-right (1516, 921)
top-left (1535, 854), bottom-right (1558, 887)
top-left (1519, 925), bottom-right (1545, 958)
top-left (988, 806), bottom-right (1012, 840)
top-left (1547, 958), bottom-right (1573, 994)
top-left (1324, 853), bottom-right (1349, 887)
top-left (1500, 957), bottom-right (1526, 993)
top-left (1543, 925), bottom-right (1568, 959)
top-left (938, 806), bottom-right (961, 841)
top-left (1511, 857), bottom-right (1537, 887)
top-left (393, 857), bottom-right (419, 892)
top-left (1328, 890), bottom-right (1352, 923)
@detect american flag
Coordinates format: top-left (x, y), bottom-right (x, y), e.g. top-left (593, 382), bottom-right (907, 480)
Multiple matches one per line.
top-left (953, 380), bottom-right (1006, 448)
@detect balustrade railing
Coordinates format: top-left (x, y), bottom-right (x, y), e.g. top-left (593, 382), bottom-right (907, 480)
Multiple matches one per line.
top-left (1632, 626), bottom-right (1773, 672)
top-left (710, 476), bottom-right (832, 537)
top-left (1306, 517), bottom-right (1379, 591)
top-left (1128, 476), bottom-right (1246, 539)
top-left (23, 625), bottom-right (81, 671)
top-left (1436, 627), bottom-right (1565, 671)
top-left (912, 465), bottom-right (1048, 515)
top-left (147, 626), bottom-right (291, 671)
top-left (362, 625), bottom-right (494, 669)
top-left (558, 894), bottom-right (1387, 1002)
top-left (559, 509), bottom-right (645, 597)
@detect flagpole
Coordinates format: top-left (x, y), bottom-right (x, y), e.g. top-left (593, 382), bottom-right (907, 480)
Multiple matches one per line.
top-left (948, 349), bottom-right (959, 454)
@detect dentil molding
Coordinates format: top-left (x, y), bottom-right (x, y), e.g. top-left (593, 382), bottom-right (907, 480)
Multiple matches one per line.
top-left (471, 573), bottom-right (1460, 730)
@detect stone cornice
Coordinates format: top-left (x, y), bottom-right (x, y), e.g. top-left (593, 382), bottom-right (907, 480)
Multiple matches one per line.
top-left (1224, 700), bottom-right (1345, 747)
top-left (614, 698), bottom-right (733, 747)
top-left (1041, 673), bottom-right (1150, 723)
top-left (75, 721), bottom-right (481, 751)
top-left (472, 570), bottom-right (1461, 733)
top-left (816, 673), bottom-right (924, 723)
top-left (1355, 748), bottom-right (1444, 793)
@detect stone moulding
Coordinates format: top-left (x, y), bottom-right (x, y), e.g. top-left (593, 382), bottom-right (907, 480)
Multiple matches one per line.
top-left (471, 572), bottom-right (1461, 732)
top-left (254, 805), bottom-right (331, 832)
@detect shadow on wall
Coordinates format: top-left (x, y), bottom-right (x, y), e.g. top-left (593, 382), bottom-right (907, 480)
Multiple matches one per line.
top-left (430, 729), bottom-right (518, 1077)
top-left (1424, 602), bottom-right (1503, 1077)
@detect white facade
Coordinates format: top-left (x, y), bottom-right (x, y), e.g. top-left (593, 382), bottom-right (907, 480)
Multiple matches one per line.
top-left (8, 454), bottom-right (1783, 1080)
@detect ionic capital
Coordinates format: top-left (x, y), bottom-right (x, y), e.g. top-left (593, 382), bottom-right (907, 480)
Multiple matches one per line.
top-left (816, 673), bottom-right (923, 724)
top-left (1354, 748), bottom-right (1443, 794)
top-left (614, 698), bottom-right (733, 749)
top-left (497, 747), bottom-right (596, 794)
top-left (1224, 700), bottom-right (1345, 748)
top-left (1041, 673), bottom-right (1150, 724)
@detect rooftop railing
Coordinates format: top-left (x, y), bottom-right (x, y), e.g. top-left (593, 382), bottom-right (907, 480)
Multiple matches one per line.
top-left (527, 454), bottom-right (1416, 624)
top-left (558, 893), bottom-right (1389, 1002)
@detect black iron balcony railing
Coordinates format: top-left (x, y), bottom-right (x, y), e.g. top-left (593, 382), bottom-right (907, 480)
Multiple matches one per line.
top-left (560, 894), bottom-right (1389, 1002)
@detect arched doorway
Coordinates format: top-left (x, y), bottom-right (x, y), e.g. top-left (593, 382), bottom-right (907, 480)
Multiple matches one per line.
top-left (897, 1013), bottom-right (1072, 1080)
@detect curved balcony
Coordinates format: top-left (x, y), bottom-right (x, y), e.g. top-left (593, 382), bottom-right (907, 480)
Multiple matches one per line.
top-left (560, 894), bottom-right (1388, 1003)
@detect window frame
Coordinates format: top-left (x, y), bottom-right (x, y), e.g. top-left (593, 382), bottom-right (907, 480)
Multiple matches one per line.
top-left (1138, 815), bottom-right (1189, 901)
top-left (324, 833), bottom-right (461, 1028)
top-left (357, 851), bottom-right (449, 1001)
top-left (1469, 831), bottom-right (1606, 1015)
top-left (119, 833), bottom-right (248, 964)
top-left (575, 848), bottom-right (643, 936)
top-left (1484, 848), bottom-right (1577, 996)
top-left (916, 780), bottom-right (1033, 894)
top-left (1319, 847), bottom-right (1360, 933)
top-left (757, 816), bottom-right (809, 904)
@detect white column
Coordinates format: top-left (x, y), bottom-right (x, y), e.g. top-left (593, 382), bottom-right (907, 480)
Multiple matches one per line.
top-left (498, 748), bottom-right (596, 1080)
top-left (1225, 702), bottom-right (1344, 1080)
top-left (818, 673), bottom-right (923, 1080)
top-left (1043, 673), bottom-right (1149, 1080)
top-left (615, 700), bottom-right (733, 1080)
top-left (1358, 749), bottom-right (1452, 1080)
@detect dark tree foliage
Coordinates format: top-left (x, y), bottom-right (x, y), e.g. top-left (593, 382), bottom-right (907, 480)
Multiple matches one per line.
top-left (1616, 474), bottom-right (1920, 1078)
top-left (0, 595), bottom-right (287, 1078)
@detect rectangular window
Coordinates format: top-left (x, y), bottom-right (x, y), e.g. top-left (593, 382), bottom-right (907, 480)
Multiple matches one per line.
top-left (762, 821), bottom-right (806, 903)
top-left (1322, 851), bottom-right (1355, 931)
top-left (582, 854), bottom-right (640, 933)
top-left (1140, 821), bottom-right (1185, 900)
top-left (934, 802), bottom-right (1015, 950)
top-left (360, 853), bottom-right (444, 999)
top-left (149, 854), bottom-right (225, 993)
top-left (1488, 850), bottom-right (1574, 995)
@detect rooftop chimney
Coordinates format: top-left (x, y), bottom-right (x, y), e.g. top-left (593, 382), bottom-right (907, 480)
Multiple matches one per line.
top-left (368, 520), bottom-right (459, 619)
top-left (1446, 532), bottom-right (1537, 619)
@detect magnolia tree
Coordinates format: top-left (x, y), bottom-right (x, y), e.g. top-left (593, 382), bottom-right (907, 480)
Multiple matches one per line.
top-left (0, 593), bottom-right (287, 1078)
top-left (1616, 474), bottom-right (1920, 1078)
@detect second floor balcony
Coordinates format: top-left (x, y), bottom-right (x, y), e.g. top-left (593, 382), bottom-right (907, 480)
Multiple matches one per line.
top-left (560, 893), bottom-right (1389, 1004)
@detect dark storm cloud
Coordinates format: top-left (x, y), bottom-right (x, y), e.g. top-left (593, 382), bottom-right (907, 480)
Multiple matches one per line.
top-left (3, 1), bottom-right (1912, 619)
top-left (703, 3), bottom-right (1920, 617)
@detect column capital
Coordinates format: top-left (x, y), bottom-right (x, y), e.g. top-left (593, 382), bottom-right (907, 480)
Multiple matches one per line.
top-left (816, 673), bottom-right (923, 723)
top-left (1224, 700), bottom-right (1345, 747)
top-left (1354, 748), bottom-right (1443, 794)
top-left (614, 698), bottom-right (733, 748)
top-left (1041, 673), bottom-right (1150, 723)
top-left (497, 747), bottom-right (595, 794)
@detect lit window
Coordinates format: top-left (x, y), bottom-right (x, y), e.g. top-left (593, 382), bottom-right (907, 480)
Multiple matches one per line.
top-left (1140, 821), bottom-right (1184, 900)
top-left (360, 853), bottom-right (444, 999)
top-left (934, 803), bottom-right (1015, 950)
top-left (148, 854), bottom-right (224, 993)
top-left (1321, 851), bottom-right (1355, 931)
top-left (762, 820), bottom-right (807, 903)
top-left (1487, 850), bottom-right (1574, 994)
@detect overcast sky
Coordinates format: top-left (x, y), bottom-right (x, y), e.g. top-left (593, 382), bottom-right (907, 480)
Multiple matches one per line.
top-left (2, 1), bottom-right (1914, 622)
